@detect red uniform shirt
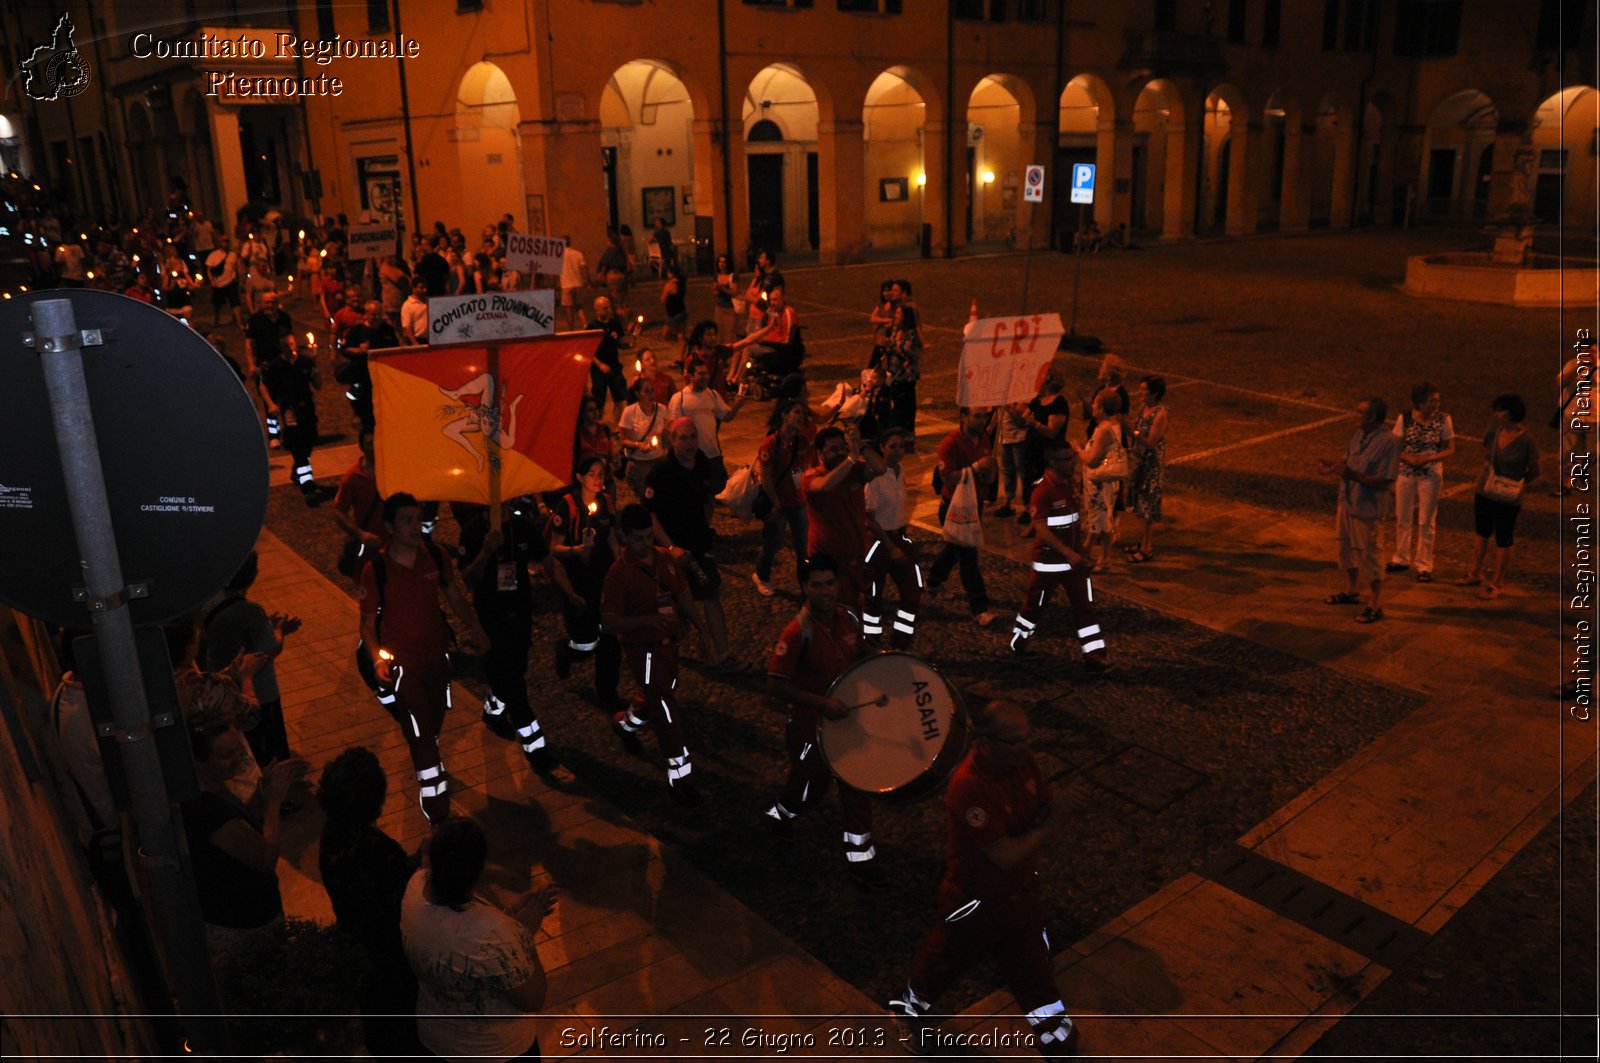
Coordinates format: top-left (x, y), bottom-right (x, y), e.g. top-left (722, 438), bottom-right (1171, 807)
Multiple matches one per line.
top-left (1028, 469), bottom-right (1083, 564)
top-left (601, 548), bottom-right (686, 647)
top-left (803, 461), bottom-right (870, 560)
top-left (758, 432), bottom-right (812, 509)
top-left (937, 429), bottom-right (992, 502)
top-left (334, 463), bottom-right (386, 540)
top-left (360, 544), bottom-right (455, 659)
top-left (768, 605), bottom-right (862, 706)
top-left (944, 750), bottom-right (1050, 900)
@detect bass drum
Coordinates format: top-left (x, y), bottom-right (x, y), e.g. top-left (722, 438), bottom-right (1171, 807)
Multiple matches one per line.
top-left (819, 652), bottom-right (968, 802)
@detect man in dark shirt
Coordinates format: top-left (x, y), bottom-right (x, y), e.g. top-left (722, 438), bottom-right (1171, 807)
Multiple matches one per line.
top-left (341, 300), bottom-right (401, 431)
top-left (643, 417), bottom-right (744, 672)
top-left (455, 499), bottom-right (566, 773)
top-left (585, 295), bottom-right (630, 420)
top-left (414, 237), bottom-right (450, 297)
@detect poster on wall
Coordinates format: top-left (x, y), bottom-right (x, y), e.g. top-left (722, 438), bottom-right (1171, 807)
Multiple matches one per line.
top-left (642, 186), bottom-right (675, 227)
top-left (879, 177), bottom-right (909, 202)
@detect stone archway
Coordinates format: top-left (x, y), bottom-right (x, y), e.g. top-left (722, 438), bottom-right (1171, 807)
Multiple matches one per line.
top-left (1420, 89), bottom-right (1498, 221)
top-left (862, 68), bottom-right (929, 253)
top-left (742, 65), bottom-right (820, 257)
top-left (1531, 86), bottom-right (1598, 229)
top-left (457, 62), bottom-right (525, 239)
top-left (600, 60), bottom-right (696, 260)
top-left (1130, 80), bottom-right (1184, 237)
top-left (965, 74), bottom-right (1033, 246)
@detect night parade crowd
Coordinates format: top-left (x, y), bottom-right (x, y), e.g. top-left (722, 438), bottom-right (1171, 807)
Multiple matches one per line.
top-left (14, 172), bottom-right (1581, 1061)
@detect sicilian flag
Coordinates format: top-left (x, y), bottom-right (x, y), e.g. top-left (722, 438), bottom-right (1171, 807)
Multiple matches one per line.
top-left (370, 334), bottom-right (600, 503)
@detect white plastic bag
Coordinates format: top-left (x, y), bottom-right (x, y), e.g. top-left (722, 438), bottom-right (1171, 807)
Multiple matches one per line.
top-left (943, 468), bottom-right (983, 547)
top-left (717, 463), bottom-right (762, 520)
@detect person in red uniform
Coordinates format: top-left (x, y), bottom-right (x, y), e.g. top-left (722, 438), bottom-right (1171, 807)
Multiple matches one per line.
top-left (862, 427), bottom-right (923, 648)
top-left (764, 554), bottom-right (879, 880)
top-left (928, 406), bottom-right (1001, 626)
top-left (331, 428), bottom-right (387, 577)
top-left (601, 504), bottom-right (704, 807)
top-left (1008, 439), bottom-right (1111, 674)
top-left (752, 398), bottom-right (814, 597)
top-left (359, 493), bottom-right (489, 824)
top-left (890, 699), bottom-right (1090, 1058)
top-left (801, 425), bottom-right (885, 612)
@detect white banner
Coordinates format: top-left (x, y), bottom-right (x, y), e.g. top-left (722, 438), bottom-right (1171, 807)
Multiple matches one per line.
top-left (428, 290), bottom-right (556, 343)
top-left (957, 313), bottom-right (1066, 407)
top-left (347, 222), bottom-right (397, 260)
top-left (503, 233), bottom-right (567, 276)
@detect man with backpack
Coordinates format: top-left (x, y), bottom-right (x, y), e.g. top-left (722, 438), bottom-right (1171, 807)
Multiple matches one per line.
top-left (359, 493), bottom-right (490, 824)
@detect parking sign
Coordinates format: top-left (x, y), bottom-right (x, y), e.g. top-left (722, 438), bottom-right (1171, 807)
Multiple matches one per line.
top-left (1023, 165), bottom-right (1045, 204)
top-left (1071, 163), bottom-right (1095, 205)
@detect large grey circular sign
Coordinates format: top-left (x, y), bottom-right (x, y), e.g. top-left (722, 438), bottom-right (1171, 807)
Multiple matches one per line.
top-left (0, 291), bottom-right (269, 628)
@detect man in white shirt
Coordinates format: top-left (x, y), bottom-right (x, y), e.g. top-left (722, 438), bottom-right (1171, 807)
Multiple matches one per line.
top-left (666, 358), bottom-right (747, 494)
top-left (558, 237), bottom-right (588, 332)
top-left (399, 277), bottom-right (430, 345)
top-left (862, 427), bottom-right (922, 647)
top-left (205, 236), bottom-right (245, 329)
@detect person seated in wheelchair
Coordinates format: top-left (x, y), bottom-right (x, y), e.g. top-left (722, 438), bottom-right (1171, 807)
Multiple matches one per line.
top-left (746, 285), bottom-right (804, 379)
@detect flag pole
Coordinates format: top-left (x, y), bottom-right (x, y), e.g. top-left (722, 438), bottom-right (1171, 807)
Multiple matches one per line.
top-left (488, 341), bottom-right (503, 535)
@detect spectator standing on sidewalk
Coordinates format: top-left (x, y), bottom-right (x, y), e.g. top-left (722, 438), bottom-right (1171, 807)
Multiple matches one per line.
top-left (1457, 394), bottom-right (1540, 601)
top-left (1386, 381), bottom-right (1454, 582)
top-left (1319, 398), bottom-right (1402, 623)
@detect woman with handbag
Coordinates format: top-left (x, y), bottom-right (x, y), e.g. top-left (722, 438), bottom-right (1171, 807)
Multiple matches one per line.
top-left (1457, 394), bottom-right (1540, 600)
top-left (1075, 390), bottom-right (1131, 572)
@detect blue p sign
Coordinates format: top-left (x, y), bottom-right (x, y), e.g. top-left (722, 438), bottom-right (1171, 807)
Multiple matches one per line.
top-left (1071, 163), bottom-right (1095, 205)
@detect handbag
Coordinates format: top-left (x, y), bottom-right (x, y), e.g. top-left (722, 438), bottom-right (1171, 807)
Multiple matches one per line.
top-left (943, 468), bottom-right (983, 547)
top-left (1087, 431), bottom-right (1130, 484)
top-left (1481, 471), bottom-right (1524, 504)
top-left (1479, 432), bottom-right (1524, 504)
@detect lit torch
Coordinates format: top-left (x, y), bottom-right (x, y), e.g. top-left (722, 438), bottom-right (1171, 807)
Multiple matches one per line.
top-left (586, 501), bottom-right (599, 516)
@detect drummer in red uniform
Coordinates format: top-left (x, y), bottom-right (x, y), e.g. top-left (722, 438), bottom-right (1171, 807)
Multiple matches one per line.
top-left (1007, 439), bottom-right (1110, 674)
top-left (601, 504), bottom-right (704, 807)
top-left (801, 424), bottom-right (885, 613)
top-left (764, 553), bottom-right (879, 881)
top-left (890, 699), bottom-right (1090, 1058)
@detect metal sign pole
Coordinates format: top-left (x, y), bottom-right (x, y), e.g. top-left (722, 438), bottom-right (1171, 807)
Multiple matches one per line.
top-left (32, 297), bottom-right (227, 1053)
top-left (1020, 201), bottom-right (1036, 315)
top-left (1068, 202), bottom-right (1085, 337)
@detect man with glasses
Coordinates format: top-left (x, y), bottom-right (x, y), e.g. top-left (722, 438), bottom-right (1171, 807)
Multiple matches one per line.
top-left (890, 699), bottom-right (1090, 1057)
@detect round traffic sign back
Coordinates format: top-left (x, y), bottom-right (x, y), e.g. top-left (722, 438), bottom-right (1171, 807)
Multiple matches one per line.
top-left (0, 291), bottom-right (269, 627)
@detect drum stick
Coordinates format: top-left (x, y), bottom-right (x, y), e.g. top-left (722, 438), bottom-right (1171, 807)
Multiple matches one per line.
top-left (848, 693), bottom-right (890, 710)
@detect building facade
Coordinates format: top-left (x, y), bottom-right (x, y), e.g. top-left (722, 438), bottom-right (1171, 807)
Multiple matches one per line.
top-left (4, 1), bottom-right (1595, 264)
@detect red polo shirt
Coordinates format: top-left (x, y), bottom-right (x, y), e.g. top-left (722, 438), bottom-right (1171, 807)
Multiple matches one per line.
top-left (937, 429), bottom-right (991, 502)
top-left (360, 545), bottom-right (455, 659)
top-left (601, 548), bottom-right (686, 647)
top-left (768, 605), bottom-right (862, 703)
top-left (803, 461), bottom-right (870, 560)
top-left (944, 750), bottom-right (1050, 900)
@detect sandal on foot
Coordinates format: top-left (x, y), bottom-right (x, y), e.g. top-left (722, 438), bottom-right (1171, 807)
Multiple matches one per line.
top-left (1128, 549), bottom-right (1155, 563)
top-left (1453, 576), bottom-right (1482, 587)
top-left (1121, 544), bottom-right (1141, 554)
top-left (1355, 606), bottom-right (1384, 624)
top-left (1323, 591), bottom-right (1361, 605)
top-left (1479, 584), bottom-right (1503, 600)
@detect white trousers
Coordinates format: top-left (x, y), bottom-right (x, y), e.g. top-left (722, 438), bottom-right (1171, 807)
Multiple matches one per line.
top-left (1391, 470), bottom-right (1441, 572)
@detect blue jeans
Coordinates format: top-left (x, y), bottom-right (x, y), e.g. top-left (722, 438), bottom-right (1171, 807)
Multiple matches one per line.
top-left (757, 504), bottom-right (808, 586)
top-left (999, 442), bottom-right (1025, 501)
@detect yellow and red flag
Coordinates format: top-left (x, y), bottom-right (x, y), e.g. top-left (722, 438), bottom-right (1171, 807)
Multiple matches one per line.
top-left (371, 334), bottom-right (599, 503)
